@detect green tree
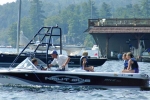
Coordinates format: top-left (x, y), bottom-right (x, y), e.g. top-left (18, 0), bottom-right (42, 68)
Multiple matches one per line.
top-left (29, 0), bottom-right (45, 35)
top-left (0, 28), bottom-right (9, 45)
top-left (84, 34), bottom-right (95, 47)
top-left (132, 4), bottom-right (142, 18)
top-left (79, 1), bottom-right (98, 46)
top-left (126, 4), bottom-right (134, 18)
top-left (140, 0), bottom-right (150, 18)
top-left (66, 5), bottom-right (80, 42)
top-left (99, 2), bottom-right (112, 18)
top-left (21, 17), bottom-right (32, 39)
top-left (8, 23), bottom-right (17, 47)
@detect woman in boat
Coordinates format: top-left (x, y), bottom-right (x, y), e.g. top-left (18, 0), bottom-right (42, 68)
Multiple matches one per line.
top-left (122, 52), bottom-right (139, 73)
top-left (122, 53), bottom-right (128, 70)
top-left (80, 51), bottom-right (94, 72)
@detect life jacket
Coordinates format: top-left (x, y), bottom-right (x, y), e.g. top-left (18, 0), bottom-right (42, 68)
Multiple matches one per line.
top-left (130, 58), bottom-right (139, 73)
top-left (124, 60), bottom-right (128, 69)
top-left (80, 56), bottom-right (88, 67)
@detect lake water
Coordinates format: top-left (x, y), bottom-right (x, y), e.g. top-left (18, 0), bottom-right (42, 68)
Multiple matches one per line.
top-left (0, 48), bottom-right (150, 100)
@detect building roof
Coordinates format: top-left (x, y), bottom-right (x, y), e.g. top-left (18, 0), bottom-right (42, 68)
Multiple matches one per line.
top-left (86, 27), bottom-right (150, 34)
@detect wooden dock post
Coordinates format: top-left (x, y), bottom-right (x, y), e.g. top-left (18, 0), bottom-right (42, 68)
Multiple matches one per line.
top-left (106, 34), bottom-right (114, 57)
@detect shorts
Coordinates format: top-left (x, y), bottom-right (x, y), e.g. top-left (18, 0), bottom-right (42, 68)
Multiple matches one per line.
top-left (133, 68), bottom-right (139, 73)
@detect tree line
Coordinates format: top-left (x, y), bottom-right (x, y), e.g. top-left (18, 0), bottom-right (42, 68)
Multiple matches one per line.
top-left (0, 0), bottom-right (150, 47)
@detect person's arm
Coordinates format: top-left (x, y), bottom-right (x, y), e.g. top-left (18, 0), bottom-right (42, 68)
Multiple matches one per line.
top-left (82, 58), bottom-right (86, 70)
top-left (62, 57), bottom-right (70, 68)
top-left (127, 60), bottom-right (132, 70)
top-left (48, 64), bottom-right (53, 68)
top-left (47, 59), bottom-right (56, 68)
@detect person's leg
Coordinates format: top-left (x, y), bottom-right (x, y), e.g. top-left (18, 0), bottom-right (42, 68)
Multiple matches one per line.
top-left (84, 66), bottom-right (94, 72)
top-left (122, 69), bottom-right (126, 72)
top-left (122, 70), bottom-right (135, 73)
top-left (89, 66), bottom-right (94, 72)
top-left (134, 68), bottom-right (139, 73)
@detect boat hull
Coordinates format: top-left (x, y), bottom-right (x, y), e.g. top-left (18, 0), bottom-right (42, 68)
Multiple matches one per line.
top-left (0, 53), bottom-right (107, 67)
top-left (0, 70), bottom-right (149, 88)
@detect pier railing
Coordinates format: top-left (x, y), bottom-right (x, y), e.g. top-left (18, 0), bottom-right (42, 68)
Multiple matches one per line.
top-left (88, 18), bottom-right (150, 27)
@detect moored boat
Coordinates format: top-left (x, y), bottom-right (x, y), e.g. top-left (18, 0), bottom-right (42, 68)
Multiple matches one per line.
top-left (0, 53), bottom-right (107, 67)
top-left (0, 26), bottom-right (107, 67)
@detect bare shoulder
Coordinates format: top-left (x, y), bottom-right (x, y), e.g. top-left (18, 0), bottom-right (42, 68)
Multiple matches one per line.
top-left (128, 59), bottom-right (133, 63)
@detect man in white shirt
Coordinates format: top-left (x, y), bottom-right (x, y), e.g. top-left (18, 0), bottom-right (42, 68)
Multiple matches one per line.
top-left (48, 50), bottom-right (70, 71)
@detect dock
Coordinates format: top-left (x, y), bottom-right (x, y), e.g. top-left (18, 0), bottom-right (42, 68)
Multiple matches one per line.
top-left (85, 18), bottom-right (150, 59)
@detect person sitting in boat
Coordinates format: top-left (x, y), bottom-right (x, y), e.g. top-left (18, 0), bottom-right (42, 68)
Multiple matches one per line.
top-left (80, 51), bottom-right (94, 72)
top-left (122, 53), bottom-right (128, 70)
top-left (122, 52), bottom-right (139, 73)
top-left (48, 50), bottom-right (70, 71)
top-left (31, 58), bottom-right (46, 70)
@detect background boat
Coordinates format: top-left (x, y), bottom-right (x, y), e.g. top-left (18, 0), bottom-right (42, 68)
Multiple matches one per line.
top-left (0, 52), bottom-right (107, 67)
top-left (0, 26), bottom-right (107, 67)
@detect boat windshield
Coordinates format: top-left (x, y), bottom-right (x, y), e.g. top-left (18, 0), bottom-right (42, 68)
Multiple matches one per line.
top-left (15, 57), bottom-right (46, 70)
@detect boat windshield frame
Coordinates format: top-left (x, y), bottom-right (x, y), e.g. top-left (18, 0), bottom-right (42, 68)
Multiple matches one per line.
top-left (15, 57), bottom-right (46, 70)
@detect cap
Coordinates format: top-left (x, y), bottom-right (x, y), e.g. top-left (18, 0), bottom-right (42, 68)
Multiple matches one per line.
top-left (50, 50), bottom-right (58, 55)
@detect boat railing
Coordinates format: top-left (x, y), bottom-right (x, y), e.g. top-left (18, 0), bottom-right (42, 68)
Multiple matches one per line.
top-left (88, 18), bottom-right (150, 27)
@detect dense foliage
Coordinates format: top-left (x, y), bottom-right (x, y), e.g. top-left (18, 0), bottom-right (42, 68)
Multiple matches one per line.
top-left (0, 0), bottom-right (149, 47)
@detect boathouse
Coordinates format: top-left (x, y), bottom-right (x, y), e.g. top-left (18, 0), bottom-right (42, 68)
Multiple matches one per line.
top-left (85, 18), bottom-right (150, 58)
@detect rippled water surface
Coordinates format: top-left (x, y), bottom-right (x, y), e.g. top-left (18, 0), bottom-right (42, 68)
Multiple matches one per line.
top-left (0, 60), bottom-right (150, 100)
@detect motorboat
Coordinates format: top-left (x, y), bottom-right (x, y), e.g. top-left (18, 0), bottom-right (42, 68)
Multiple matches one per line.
top-left (0, 26), bottom-right (148, 88)
top-left (0, 57), bottom-right (149, 88)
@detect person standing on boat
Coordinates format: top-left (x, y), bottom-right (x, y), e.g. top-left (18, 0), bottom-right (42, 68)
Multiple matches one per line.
top-left (122, 52), bottom-right (139, 73)
top-left (80, 51), bottom-right (94, 72)
top-left (48, 50), bottom-right (70, 71)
